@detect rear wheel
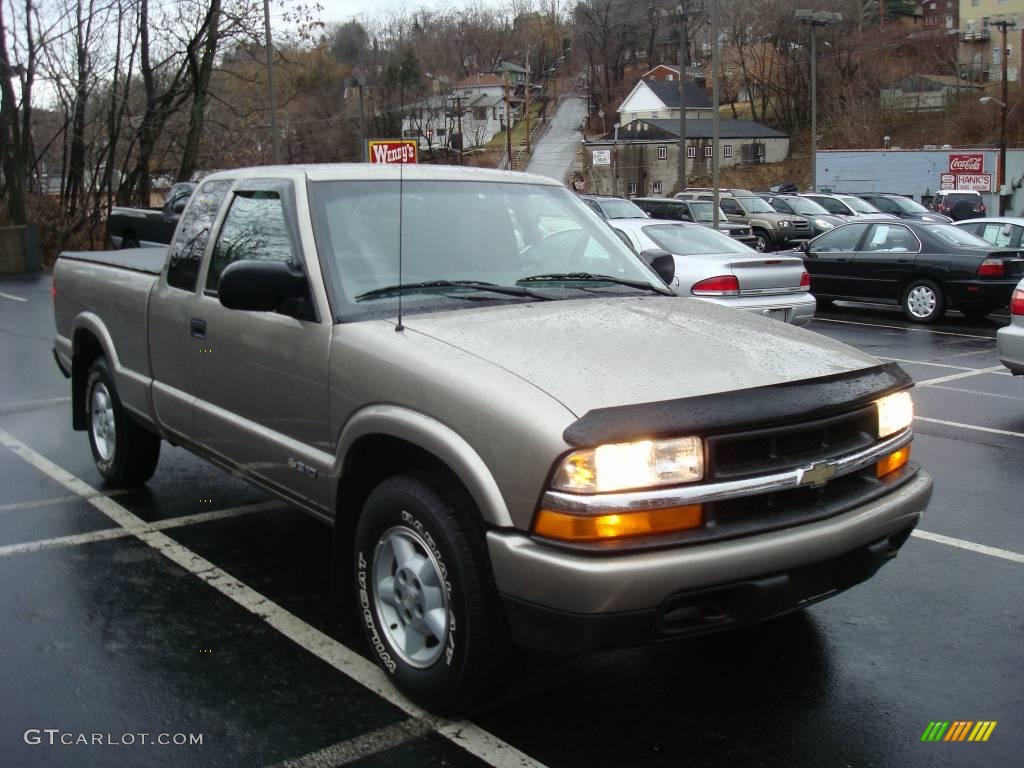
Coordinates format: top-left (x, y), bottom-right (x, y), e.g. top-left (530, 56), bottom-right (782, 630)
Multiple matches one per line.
top-left (353, 473), bottom-right (506, 715)
top-left (86, 358), bottom-right (160, 485)
top-left (902, 278), bottom-right (946, 323)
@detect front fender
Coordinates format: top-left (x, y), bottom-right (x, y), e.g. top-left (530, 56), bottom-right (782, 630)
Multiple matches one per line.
top-left (332, 404), bottom-right (513, 528)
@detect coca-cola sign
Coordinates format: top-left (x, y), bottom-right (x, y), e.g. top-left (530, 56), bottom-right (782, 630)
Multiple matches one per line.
top-left (948, 153), bottom-right (984, 174)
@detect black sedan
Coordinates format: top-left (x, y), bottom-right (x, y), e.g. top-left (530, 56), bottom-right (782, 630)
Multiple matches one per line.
top-left (799, 220), bottom-right (1024, 323)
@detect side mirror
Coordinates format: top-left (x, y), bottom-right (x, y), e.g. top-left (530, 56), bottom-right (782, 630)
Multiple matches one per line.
top-left (172, 200), bottom-right (188, 214)
top-left (218, 260), bottom-right (313, 320)
top-left (640, 248), bottom-right (675, 284)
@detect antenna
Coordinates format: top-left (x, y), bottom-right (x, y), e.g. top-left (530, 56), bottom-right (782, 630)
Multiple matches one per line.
top-left (395, 162), bottom-right (405, 332)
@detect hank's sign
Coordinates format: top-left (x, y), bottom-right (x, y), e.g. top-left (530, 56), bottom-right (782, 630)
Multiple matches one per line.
top-left (948, 153), bottom-right (984, 174)
top-left (367, 139), bottom-right (418, 164)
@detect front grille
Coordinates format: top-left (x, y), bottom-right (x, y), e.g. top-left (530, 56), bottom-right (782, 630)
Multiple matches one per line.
top-left (706, 405), bottom-right (877, 480)
top-left (791, 219), bottom-right (811, 232)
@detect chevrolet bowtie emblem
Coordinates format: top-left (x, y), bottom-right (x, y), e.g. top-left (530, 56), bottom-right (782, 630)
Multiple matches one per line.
top-left (799, 462), bottom-right (837, 487)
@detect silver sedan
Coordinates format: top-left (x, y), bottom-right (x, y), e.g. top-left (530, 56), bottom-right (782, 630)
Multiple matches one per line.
top-left (997, 278), bottom-right (1024, 375)
top-left (612, 218), bottom-right (816, 325)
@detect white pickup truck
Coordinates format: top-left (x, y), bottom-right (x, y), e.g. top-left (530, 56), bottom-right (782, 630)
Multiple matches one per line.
top-left (53, 165), bottom-right (932, 714)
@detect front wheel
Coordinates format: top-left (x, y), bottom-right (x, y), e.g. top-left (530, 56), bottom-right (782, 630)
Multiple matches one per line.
top-left (353, 473), bottom-right (506, 715)
top-left (902, 278), bottom-right (946, 323)
top-left (86, 358), bottom-right (161, 485)
top-left (752, 229), bottom-right (772, 252)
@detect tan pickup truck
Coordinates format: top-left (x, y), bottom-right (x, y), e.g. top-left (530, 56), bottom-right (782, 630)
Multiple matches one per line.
top-left (53, 165), bottom-right (932, 714)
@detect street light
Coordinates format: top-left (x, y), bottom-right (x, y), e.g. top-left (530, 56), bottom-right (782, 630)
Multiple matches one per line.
top-left (796, 9), bottom-right (842, 192)
top-left (980, 96), bottom-right (1007, 214)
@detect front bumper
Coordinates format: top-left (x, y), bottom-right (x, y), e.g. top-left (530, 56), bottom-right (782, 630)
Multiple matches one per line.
top-left (488, 470), bottom-right (931, 652)
top-left (771, 227), bottom-right (812, 246)
top-left (997, 321), bottom-right (1024, 375)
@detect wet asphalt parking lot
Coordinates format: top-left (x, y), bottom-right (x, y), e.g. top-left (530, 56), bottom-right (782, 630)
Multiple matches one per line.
top-left (1, 272), bottom-right (1021, 768)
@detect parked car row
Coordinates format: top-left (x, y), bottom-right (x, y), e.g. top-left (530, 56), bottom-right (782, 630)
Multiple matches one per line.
top-left (577, 190), bottom-right (1022, 327)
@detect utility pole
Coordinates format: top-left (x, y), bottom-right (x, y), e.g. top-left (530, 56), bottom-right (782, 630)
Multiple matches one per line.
top-left (991, 19), bottom-right (1011, 215)
top-left (796, 9), bottom-right (842, 192)
top-left (525, 48), bottom-right (532, 154)
top-left (448, 95), bottom-right (464, 165)
top-left (677, 3), bottom-right (692, 192)
top-left (262, 0), bottom-right (280, 164)
top-left (504, 72), bottom-right (513, 169)
top-left (711, 0), bottom-right (720, 227)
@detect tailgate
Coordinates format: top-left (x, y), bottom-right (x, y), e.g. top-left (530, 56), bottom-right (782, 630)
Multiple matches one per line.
top-left (724, 254), bottom-right (807, 292)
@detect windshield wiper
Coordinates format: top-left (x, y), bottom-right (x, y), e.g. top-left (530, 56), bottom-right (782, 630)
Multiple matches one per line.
top-left (517, 273), bottom-right (672, 295)
top-left (355, 280), bottom-right (551, 302)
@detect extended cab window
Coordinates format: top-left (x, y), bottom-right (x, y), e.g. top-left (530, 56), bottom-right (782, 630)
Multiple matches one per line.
top-left (166, 180), bottom-right (231, 291)
top-left (206, 191), bottom-right (296, 292)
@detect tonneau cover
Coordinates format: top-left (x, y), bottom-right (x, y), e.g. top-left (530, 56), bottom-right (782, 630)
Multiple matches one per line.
top-left (58, 247), bottom-right (166, 275)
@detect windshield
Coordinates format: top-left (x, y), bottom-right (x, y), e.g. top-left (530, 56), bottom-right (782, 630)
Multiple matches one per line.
top-left (926, 224), bottom-right (993, 248)
top-left (309, 180), bottom-right (667, 319)
top-left (736, 196), bottom-right (775, 214)
top-left (643, 224), bottom-right (753, 255)
top-left (599, 198), bottom-right (649, 219)
top-left (786, 197), bottom-right (830, 216)
top-left (689, 201), bottom-right (727, 222)
top-left (841, 196), bottom-right (882, 214)
top-left (888, 196), bottom-right (929, 214)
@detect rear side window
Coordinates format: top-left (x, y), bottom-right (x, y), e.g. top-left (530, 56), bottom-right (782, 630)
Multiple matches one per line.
top-left (206, 191), bottom-right (296, 292)
top-left (166, 180), bottom-right (232, 291)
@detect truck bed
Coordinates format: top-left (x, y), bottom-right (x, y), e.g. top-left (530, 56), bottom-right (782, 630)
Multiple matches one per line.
top-left (59, 247), bottom-right (167, 275)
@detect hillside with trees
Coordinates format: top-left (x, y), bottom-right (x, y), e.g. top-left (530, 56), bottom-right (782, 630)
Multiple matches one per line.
top-left (1, 0), bottom-right (1020, 260)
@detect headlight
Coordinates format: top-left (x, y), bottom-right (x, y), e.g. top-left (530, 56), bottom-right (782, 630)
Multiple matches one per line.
top-left (876, 391), bottom-right (914, 437)
top-left (780, 220), bottom-right (791, 228)
top-left (552, 436), bottom-right (704, 493)
top-left (815, 218), bottom-right (835, 229)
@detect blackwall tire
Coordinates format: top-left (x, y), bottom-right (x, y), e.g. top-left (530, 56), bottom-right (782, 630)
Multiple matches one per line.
top-left (353, 473), bottom-right (506, 715)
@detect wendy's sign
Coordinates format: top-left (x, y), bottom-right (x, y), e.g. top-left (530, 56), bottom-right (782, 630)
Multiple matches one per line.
top-left (367, 140), bottom-right (419, 164)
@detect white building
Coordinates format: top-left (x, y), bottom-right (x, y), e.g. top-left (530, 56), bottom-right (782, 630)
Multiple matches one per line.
top-left (617, 78), bottom-right (715, 125)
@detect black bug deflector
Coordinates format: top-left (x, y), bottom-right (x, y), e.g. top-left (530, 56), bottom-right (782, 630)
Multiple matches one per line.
top-left (562, 362), bottom-right (913, 447)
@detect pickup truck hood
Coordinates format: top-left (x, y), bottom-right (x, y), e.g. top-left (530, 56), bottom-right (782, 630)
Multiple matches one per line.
top-left (404, 296), bottom-right (879, 417)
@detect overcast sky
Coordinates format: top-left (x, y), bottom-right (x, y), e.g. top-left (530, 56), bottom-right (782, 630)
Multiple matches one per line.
top-left (316, 0), bottom-right (497, 25)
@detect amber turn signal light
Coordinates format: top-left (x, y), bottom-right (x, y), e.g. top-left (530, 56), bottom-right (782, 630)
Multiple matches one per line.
top-left (876, 446), bottom-right (911, 478)
top-left (533, 505), bottom-right (703, 542)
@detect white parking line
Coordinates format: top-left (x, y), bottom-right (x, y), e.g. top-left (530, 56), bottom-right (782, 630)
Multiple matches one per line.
top-left (812, 317), bottom-right (996, 340)
top-left (912, 530), bottom-right (1024, 565)
top-left (0, 396), bottom-right (70, 414)
top-left (0, 291), bottom-right (28, 303)
top-left (915, 416), bottom-right (1024, 439)
top-left (0, 427), bottom-right (545, 768)
top-left (267, 718), bottom-right (436, 768)
top-left (0, 488), bottom-right (134, 513)
top-left (928, 384), bottom-right (1024, 402)
top-left (916, 365), bottom-right (1005, 386)
top-left (0, 501), bottom-right (284, 558)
